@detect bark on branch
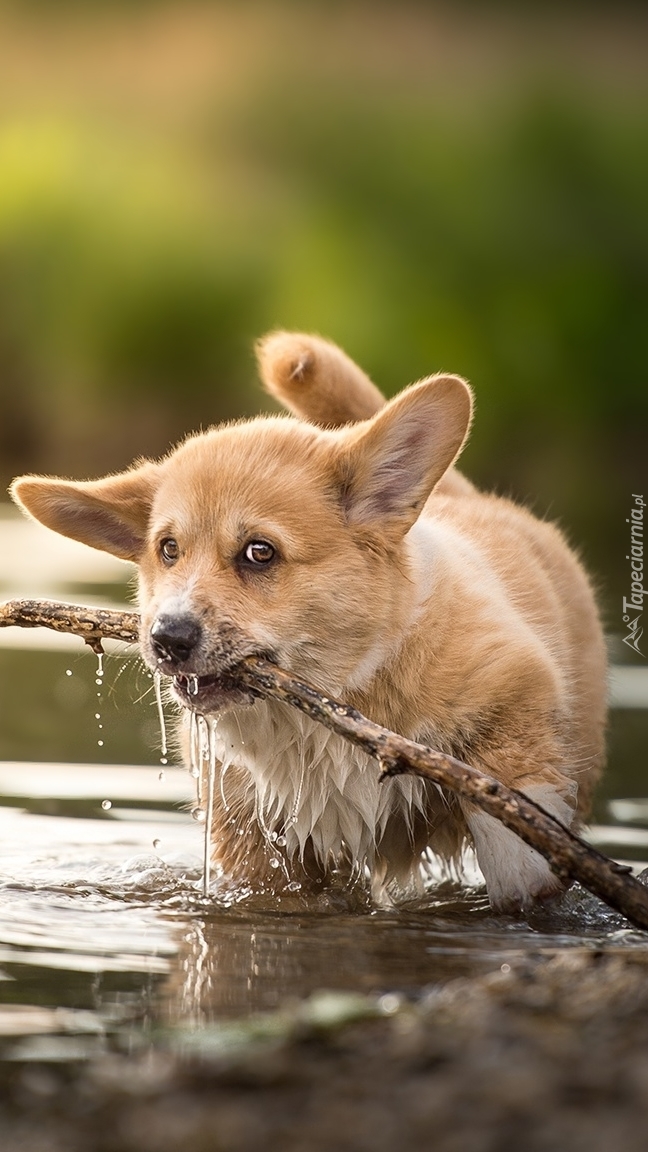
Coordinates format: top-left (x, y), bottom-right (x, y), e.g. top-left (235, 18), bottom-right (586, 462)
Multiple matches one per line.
top-left (0, 598), bottom-right (139, 653)
top-left (2, 597), bottom-right (647, 930)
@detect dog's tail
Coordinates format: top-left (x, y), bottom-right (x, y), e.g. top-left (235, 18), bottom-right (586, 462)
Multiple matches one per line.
top-left (256, 330), bottom-right (474, 496)
top-left (256, 331), bottom-right (384, 427)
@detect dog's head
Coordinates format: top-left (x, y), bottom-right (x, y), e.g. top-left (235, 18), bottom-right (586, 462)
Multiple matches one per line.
top-left (11, 371), bottom-right (471, 713)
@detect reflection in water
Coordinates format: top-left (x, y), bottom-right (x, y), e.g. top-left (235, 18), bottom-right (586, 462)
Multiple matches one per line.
top-left (167, 883), bottom-right (646, 1025)
top-left (170, 899), bottom-right (507, 1023)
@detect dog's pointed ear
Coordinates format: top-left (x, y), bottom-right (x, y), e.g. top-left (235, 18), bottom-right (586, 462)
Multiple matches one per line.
top-left (336, 374), bottom-right (472, 537)
top-left (10, 461), bottom-right (160, 562)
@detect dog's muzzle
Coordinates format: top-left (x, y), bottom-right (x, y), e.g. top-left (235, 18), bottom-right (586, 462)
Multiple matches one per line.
top-left (148, 612), bottom-right (262, 715)
top-left (150, 613), bottom-right (202, 666)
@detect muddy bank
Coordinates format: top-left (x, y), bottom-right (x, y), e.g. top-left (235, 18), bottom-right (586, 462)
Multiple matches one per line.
top-left (1, 949), bottom-right (648, 1151)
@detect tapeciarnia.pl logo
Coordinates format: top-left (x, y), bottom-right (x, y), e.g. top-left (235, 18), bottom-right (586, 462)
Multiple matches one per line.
top-left (622, 494), bottom-right (645, 656)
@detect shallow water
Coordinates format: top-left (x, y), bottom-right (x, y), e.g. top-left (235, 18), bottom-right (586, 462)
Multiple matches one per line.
top-left (0, 751), bottom-right (647, 1064)
top-left (1, 509), bottom-right (648, 1061)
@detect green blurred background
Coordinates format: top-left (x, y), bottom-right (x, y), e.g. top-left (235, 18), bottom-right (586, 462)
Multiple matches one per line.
top-left (0, 0), bottom-right (646, 628)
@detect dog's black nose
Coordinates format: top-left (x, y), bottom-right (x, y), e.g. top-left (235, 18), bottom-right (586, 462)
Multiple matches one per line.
top-left (150, 614), bottom-right (202, 665)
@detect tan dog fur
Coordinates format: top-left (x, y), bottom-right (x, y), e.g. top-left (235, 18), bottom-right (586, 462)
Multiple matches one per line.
top-left (11, 333), bottom-right (607, 910)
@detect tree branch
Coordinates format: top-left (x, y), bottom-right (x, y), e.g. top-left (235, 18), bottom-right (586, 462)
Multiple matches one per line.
top-left (2, 597), bottom-right (647, 930)
top-left (0, 598), bottom-right (139, 653)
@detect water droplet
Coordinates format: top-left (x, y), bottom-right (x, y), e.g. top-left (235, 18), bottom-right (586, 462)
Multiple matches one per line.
top-left (153, 839), bottom-right (161, 849)
top-left (65, 669), bottom-right (73, 677)
top-left (98, 724), bottom-right (103, 730)
top-left (269, 831), bottom-right (278, 842)
top-left (269, 857), bottom-right (280, 869)
top-left (95, 679), bottom-right (103, 686)
top-left (158, 771), bottom-right (165, 782)
top-left (97, 740), bottom-right (104, 747)
top-left (287, 881), bottom-right (301, 892)
top-left (237, 828), bottom-right (244, 836)
top-left (101, 799), bottom-right (112, 810)
top-left (160, 757), bottom-right (168, 766)
top-left (276, 835), bottom-right (287, 848)
top-left (192, 807), bottom-right (206, 823)
top-left (190, 766), bottom-right (200, 779)
top-left (95, 713), bottom-right (101, 720)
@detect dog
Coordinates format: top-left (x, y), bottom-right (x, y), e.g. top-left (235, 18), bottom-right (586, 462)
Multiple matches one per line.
top-left (10, 332), bottom-right (607, 910)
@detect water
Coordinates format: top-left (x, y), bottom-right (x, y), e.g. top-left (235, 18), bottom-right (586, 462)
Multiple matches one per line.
top-left (0, 508), bottom-right (648, 1059)
top-left (203, 719), bottom-right (217, 896)
top-left (0, 737), bottom-right (641, 1059)
top-left (153, 670), bottom-right (168, 765)
top-left (0, 749), bottom-right (646, 1062)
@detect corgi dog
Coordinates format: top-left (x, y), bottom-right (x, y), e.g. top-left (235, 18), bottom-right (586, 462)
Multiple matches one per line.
top-left (11, 332), bottom-right (607, 910)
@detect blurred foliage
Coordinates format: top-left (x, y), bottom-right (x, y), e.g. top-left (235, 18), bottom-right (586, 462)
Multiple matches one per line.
top-left (0, 120), bottom-right (268, 480)
top-left (230, 82), bottom-right (648, 617)
top-left (0, 3), bottom-right (645, 622)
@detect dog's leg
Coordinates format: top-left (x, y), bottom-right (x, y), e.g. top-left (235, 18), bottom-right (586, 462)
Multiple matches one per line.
top-left (461, 778), bottom-right (578, 912)
top-left (204, 765), bottom-right (278, 889)
top-left (206, 762), bottom-right (326, 894)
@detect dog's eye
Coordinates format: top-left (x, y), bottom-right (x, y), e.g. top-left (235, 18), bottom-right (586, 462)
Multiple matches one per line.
top-left (243, 541), bottom-right (275, 565)
top-left (160, 537), bottom-right (179, 564)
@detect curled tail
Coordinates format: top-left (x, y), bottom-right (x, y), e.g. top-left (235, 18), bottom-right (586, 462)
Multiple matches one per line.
top-left (256, 330), bottom-right (473, 496)
top-left (256, 330), bottom-right (384, 427)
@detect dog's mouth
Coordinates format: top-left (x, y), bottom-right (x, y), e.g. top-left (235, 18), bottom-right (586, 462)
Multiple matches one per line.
top-left (171, 670), bottom-right (257, 714)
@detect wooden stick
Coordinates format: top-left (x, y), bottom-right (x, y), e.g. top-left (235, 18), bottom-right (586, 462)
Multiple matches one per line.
top-left (0, 598), bottom-right (139, 654)
top-left (2, 596), bottom-right (648, 930)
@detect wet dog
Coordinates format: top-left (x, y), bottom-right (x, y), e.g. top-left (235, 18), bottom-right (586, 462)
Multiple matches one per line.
top-left (11, 332), bottom-right (607, 909)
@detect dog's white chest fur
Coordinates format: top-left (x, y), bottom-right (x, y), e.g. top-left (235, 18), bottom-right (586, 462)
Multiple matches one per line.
top-left (212, 699), bottom-right (426, 873)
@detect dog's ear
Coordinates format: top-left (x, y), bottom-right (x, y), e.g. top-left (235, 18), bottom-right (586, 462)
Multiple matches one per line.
top-left (256, 330), bottom-right (385, 427)
top-left (10, 462), bottom-right (160, 562)
top-left (336, 374), bottom-right (473, 538)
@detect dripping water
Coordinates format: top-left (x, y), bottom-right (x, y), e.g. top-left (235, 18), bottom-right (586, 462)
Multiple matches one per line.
top-left (188, 711), bottom-right (205, 812)
top-left (219, 760), bottom-right (231, 813)
top-left (203, 719), bottom-right (217, 897)
top-left (198, 715), bottom-right (210, 761)
top-left (188, 710), bottom-right (294, 894)
top-left (287, 746), bottom-right (307, 829)
top-left (153, 671), bottom-right (168, 765)
top-left (255, 787), bottom-right (292, 885)
top-left (95, 651), bottom-right (104, 748)
top-left (255, 787), bottom-right (273, 844)
top-left (195, 714), bottom-right (206, 807)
